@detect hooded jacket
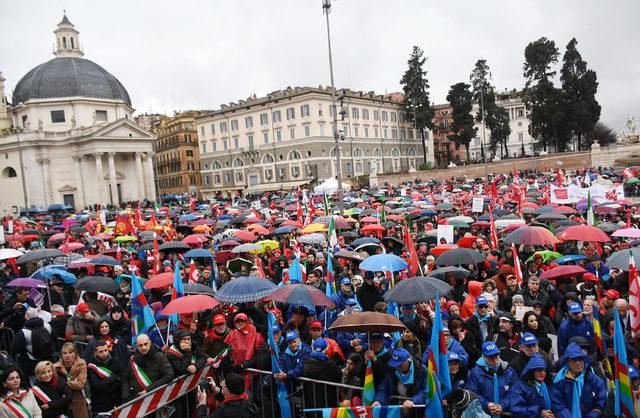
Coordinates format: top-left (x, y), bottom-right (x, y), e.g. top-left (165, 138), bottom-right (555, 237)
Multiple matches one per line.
top-left (556, 315), bottom-right (594, 356)
top-left (121, 344), bottom-right (174, 401)
top-left (464, 356), bottom-right (517, 415)
top-left (224, 319), bottom-right (266, 366)
top-left (460, 281), bottom-right (484, 320)
top-left (375, 358), bottom-right (427, 405)
top-left (166, 329), bottom-right (208, 376)
top-left (278, 342), bottom-right (312, 380)
top-left (509, 354), bottom-right (560, 417)
top-left (356, 279), bottom-right (383, 312)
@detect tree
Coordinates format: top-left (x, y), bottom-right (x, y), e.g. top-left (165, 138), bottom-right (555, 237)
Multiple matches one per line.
top-left (400, 46), bottom-right (435, 164)
top-left (561, 38), bottom-right (601, 150)
top-left (583, 122), bottom-right (617, 149)
top-left (446, 82), bottom-right (476, 162)
top-left (487, 106), bottom-right (511, 158)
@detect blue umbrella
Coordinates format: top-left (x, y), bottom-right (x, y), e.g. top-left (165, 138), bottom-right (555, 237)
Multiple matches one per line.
top-left (87, 256), bottom-right (122, 267)
top-left (360, 253), bottom-right (408, 272)
top-left (267, 284), bottom-right (331, 306)
top-left (31, 268), bottom-right (77, 284)
top-left (271, 225), bottom-right (298, 235)
top-left (214, 276), bottom-right (278, 303)
top-left (184, 249), bottom-right (214, 259)
top-left (352, 237), bottom-right (380, 247)
top-left (179, 214), bottom-right (198, 222)
top-left (554, 254), bottom-right (587, 265)
top-left (217, 215), bottom-right (233, 220)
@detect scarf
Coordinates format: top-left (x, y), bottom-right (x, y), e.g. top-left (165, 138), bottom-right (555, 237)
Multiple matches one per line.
top-left (207, 328), bottom-right (228, 342)
top-left (394, 359), bottom-right (415, 385)
top-left (285, 346), bottom-right (300, 357)
top-left (534, 381), bottom-right (552, 410)
top-left (375, 346), bottom-right (389, 359)
top-left (400, 312), bottom-right (417, 322)
top-left (553, 366), bottom-right (585, 418)
top-left (222, 393), bottom-right (249, 404)
top-left (474, 311), bottom-right (492, 339)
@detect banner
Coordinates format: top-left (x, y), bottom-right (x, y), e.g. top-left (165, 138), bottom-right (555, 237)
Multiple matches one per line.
top-left (472, 197), bottom-right (484, 213)
top-left (550, 184), bottom-right (625, 204)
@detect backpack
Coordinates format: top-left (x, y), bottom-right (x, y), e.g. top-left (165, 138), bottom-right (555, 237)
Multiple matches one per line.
top-left (23, 326), bottom-right (54, 360)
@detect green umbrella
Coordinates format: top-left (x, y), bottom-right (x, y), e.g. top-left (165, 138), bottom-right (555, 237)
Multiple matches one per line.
top-left (113, 235), bottom-right (138, 243)
top-left (626, 177), bottom-right (640, 184)
top-left (525, 250), bottom-right (563, 264)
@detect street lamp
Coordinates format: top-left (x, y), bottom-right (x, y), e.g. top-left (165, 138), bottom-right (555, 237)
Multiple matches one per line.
top-left (322, 0), bottom-right (345, 214)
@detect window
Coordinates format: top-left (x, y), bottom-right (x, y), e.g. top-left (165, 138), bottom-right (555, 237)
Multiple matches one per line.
top-left (400, 129), bottom-right (406, 139)
top-left (364, 127), bottom-right (369, 137)
top-left (318, 104), bottom-right (323, 116)
top-left (187, 162), bottom-right (195, 171)
top-left (200, 126), bottom-right (205, 136)
top-left (230, 120), bottom-right (238, 131)
top-left (223, 140), bottom-right (228, 150)
top-left (203, 176), bottom-right (209, 186)
top-left (374, 128), bottom-right (379, 138)
top-left (263, 154), bottom-right (275, 164)
top-left (363, 109), bottom-right (369, 120)
top-left (304, 125), bottom-right (310, 137)
top-left (518, 132), bottom-right (524, 141)
top-left (408, 129), bottom-right (414, 139)
top-left (352, 107), bottom-right (359, 119)
top-left (186, 150), bottom-right (194, 157)
top-left (276, 130), bottom-right (282, 141)
top-left (289, 150), bottom-right (302, 160)
top-left (319, 124), bottom-right (325, 136)
top-left (286, 107), bottom-right (295, 120)
top-left (220, 121), bottom-right (227, 133)
top-left (272, 110), bottom-right (281, 123)
top-left (248, 135), bottom-right (254, 150)
top-left (382, 111), bottom-right (388, 122)
top-left (390, 112), bottom-right (397, 122)
top-left (354, 127), bottom-right (359, 137)
top-left (289, 128), bottom-right (295, 139)
top-left (392, 129), bottom-right (398, 139)
top-left (211, 124), bottom-right (215, 134)
top-left (245, 116), bottom-right (253, 129)
top-left (212, 141), bottom-right (217, 152)
top-left (374, 110), bottom-right (379, 121)
top-left (213, 161), bottom-right (222, 169)
top-left (95, 110), bottom-right (108, 122)
top-left (201, 142), bottom-right (207, 153)
top-left (260, 113), bottom-right (268, 126)
top-left (51, 110), bottom-right (65, 123)
top-left (399, 112), bottom-right (405, 123)
top-left (2, 167), bottom-right (17, 178)
top-left (518, 122), bottom-right (523, 127)
top-left (224, 173), bottom-right (230, 183)
top-left (233, 137), bottom-right (239, 148)
top-left (264, 169), bottom-right (273, 180)
top-left (263, 132), bottom-right (269, 144)
top-left (300, 104), bottom-right (310, 117)
top-left (517, 108), bottom-right (524, 118)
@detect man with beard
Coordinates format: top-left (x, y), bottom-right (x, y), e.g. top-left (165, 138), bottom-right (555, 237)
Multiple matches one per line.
top-left (87, 340), bottom-right (123, 414)
top-left (203, 314), bottom-right (233, 373)
top-left (489, 313), bottom-right (520, 363)
top-left (121, 334), bottom-right (174, 401)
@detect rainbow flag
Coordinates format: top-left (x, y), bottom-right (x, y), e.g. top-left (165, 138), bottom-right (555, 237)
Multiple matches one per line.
top-left (613, 309), bottom-right (638, 418)
top-left (304, 406), bottom-right (402, 418)
top-left (363, 360), bottom-right (375, 405)
top-left (424, 291), bottom-right (448, 418)
top-left (592, 304), bottom-right (614, 390)
top-left (130, 270), bottom-right (156, 346)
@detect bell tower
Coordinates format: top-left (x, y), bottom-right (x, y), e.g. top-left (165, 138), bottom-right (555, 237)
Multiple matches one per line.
top-left (54, 13), bottom-right (84, 58)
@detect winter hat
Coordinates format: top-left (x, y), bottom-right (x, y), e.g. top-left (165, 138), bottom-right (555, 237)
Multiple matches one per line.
top-left (312, 338), bottom-right (328, 352)
top-left (223, 372), bottom-right (245, 395)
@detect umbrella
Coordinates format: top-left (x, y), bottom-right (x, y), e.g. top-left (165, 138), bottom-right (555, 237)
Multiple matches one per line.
top-left (271, 225), bottom-right (298, 235)
top-left (298, 233), bottom-right (326, 245)
top-left (606, 248), bottom-right (640, 271)
top-left (554, 254), bottom-right (587, 265)
top-left (598, 222), bottom-right (620, 233)
top-left (361, 224), bottom-right (386, 234)
top-left (381, 236), bottom-right (405, 249)
top-left (144, 272), bottom-right (175, 289)
top-left (226, 258), bottom-right (254, 273)
top-left (494, 218), bottom-right (526, 229)
top-left (214, 276), bottom-right (278, 303)
top-left (435, 248), bottom-right (486, 266)
top-left (502, 226), bottom-right (559, 246)
top-left (7, 278), bottom-right (47, 288)
top-left (557, 225), bottom-right (611, 242)
top-left (182, 283), bottom-right (216, 297)
top-left (430, 244), bottom-right (459, 256)
top-left (535, 213), bottom-right (567, 222)
top-left (612, 228), bottom-right (640, 238)
top-left (329, 312), bottom-right (406, 333)
top-left (456, 236), bottom-right (480, 248)
top-left (448, 216), bottom-right (474, 224)
top-left (334, 250), bottom-right (367, 262)
top-left (182, 235), bottom-right (209, 245)
top-left (525, 250), bottom-right (563, 264)
top-left (31, 267), bottom-right (77, 284)
top-left (540, 265), bottom-right (587, 281)
top-left (383, 276), bottom-right (453, 304)
top-left (53, 253), bottom-right (84, 265)
top-left (360, 254), bottom-right (408, 272)
top-left (0, 249), bottom-right (24, 260)
top-left (266, 284), bottom-right (331, 306)
top-left (428, 266), bottom-right (470, 280)
top-left (159, 241), bottom-right (191, 252)
top-left (113, 235), bottom-right (137, 243)
top-left (74, 276), bottom-right (119, 294)
top-left (233, 230), bottom-right (258, 242)
top-left (87, 256), bottom-right (121, 267)
top-left (59, 242), bottom-right (85, 253)
top-left (163, 294), bottom-right (220, 315)
top-left (302, 223), bottom-right (328, 234)
top-left (232, 243), bottom-right (262, 254)
top-left (352, 237), bottom-right (380, 247)
top-left (257, 240), bottom-right (280, 251)
top-left (47, 233), bottom-right (67, 243)
top-left (16, 249), bottom-right (65, 265)
top-left (184, 249), bottom-right (214, 259)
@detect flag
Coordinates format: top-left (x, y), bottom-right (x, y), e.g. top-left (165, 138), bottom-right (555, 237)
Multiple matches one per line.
top-left (593, 304), bottom-right (614, 390)
top-left (150, 213), bottom-right (159, 229)
top-left (188, 260), bottom-right (200, 284)
top-left (363, 360), bottom-right (375, 405)
top-left (629, 252), bottom-right (640, 337)
top-left (403, 222), bottom-right (420, 277)
top-left (134, 207), bottom-right (143, 229)
top-left (328, 216), bottom-right (338, 249)
top-left (115, 215), bottom-right (133, 236)
top-left (587, 191), bottom-right (595, 227)
top-left (380, 201), bottom-right (386, 224)
top-left (323, 192), bottom-right (331, 214)
top-left (268, 312), bottom-right (292, 418)
top-left (326, 252), bottom-right (336, 297)
top-left (169, 262), bottom-right (185, 328)
top-left (623, 167), bottom-right (635, 179)
top-left (255, 257), bottom-right (267, 279)
top-left (152, 233), bottom-right (161, 274)
top-left (613, 309), bottom-right (637, 418)
top-left (283, 256), bottom-right (304, 285)
top-left (304, 406), bottom-right (402, 418)
top-left (489, 209), bottom-right (499, 251)
top-left (131, 271), bottom-right (157, 346)
top-left (429, 291), bottom-right (451, 395)
top-left (511, 243), bottom-right (524, 285)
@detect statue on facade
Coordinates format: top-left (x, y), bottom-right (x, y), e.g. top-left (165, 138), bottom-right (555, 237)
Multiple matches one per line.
top-left (70, 116), bottom-right (76, 128)
top-left (627, 116), bottom-right (638, 135)
top-left (370, 159), bottom-right (379, 175)
top-left (23, 119), bottom-right (31, 131)
top-left (37, 119), bottom-right (43, 131)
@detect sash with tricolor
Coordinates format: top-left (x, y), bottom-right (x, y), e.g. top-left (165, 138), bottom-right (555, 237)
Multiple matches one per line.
top-left (130, 358), bottom-right (152, 389)
top-left (2, 395), bottom-right (32, 418)
top-left (304, 406), bottom-right (402, 418)
top-left (87, 363), bottom-right (114, 379)
top-left (166, 345), bottom-right (196, 363)
top-left (210, 347), bottom-right (231, 368)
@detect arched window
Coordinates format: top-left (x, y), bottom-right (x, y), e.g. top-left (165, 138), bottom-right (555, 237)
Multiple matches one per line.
top-left (212, 161), bottom-right (222, 170)
top-left (373, 148), bottom-right (382, 157)
top-left (391, 148), bottom-right (401, 157)
top-left (288, 150), bottom-right (301, 161)
top-left (353, 148), bottom-right (364, 158)
top-left (233, 158), bottom-right (244, 167)
top-left (1, 167), bottom-right (17, 178)
top-left (63, 37), bottom-right (67, 48)
top-left (408, 148), bottom-right (416, 156)
top-left (71, 38), bottom-right (75, 49)
top-left (262, 154), bottom-right (275, 164)
top-left (329, 147), bottom-right (342, 157)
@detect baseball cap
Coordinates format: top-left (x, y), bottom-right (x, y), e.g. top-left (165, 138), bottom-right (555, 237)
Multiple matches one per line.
top-left (629, 366), bottom-right (639, 379)
top-left (448, 352), bottom-right (462, 362)
top-left (310, 321), bottom-right (323, 330)
top-left (387, 348), bottom-right (411, 368)
top-left (370, 332), bottom-right (384, 340)
top-left (442, 327), bottom-right (451, 334)
top-left (213, 314), bottom-right (226, 325)
top-left (285, 330), bottom-right (300, 341)
top-left (521, 332), bottom-right (538, 346)
top-left (234, 313), bottom-right (248, 323)
top-left (272, 324), bottom-right (282, 333)
top-left (531, 299), bottom-right (542, 307)
top-left (604, 289), bottom-right (621, 299)
top-left (482, 342), bottom-right (500, 357)
top-left (345, 298), bottom-right (358, 306)
top-left (312, 338), bottom-right (328, 352)
top-left (341, 277), bottom-right (352, 286)
top-left (582, 272), bottom-right (598, 282)
top-left (475, 296), bottom-right (488, 306)
top-left (568, 302), bottom-right (582, 314)
top-left (76, 303), bottom-right (89, 314)
top-left (499, 314), bottom-right (516, 324)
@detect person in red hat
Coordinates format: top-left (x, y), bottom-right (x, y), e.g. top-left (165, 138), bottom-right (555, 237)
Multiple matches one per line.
top-left (576, 272), bottom-right (599, 301)
top-left (309, 321), bottom-right (344, 362)
top-left (65, 303), bottom-right (100, 343)
top-left (203, 314), bottom-right (232, 373)
top-left (600, 289), bottom-right (621, 313)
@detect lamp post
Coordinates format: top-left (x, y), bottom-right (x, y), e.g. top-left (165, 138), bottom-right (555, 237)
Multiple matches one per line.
top-left (322, 0), bottom-right (344, 214)
top-left (10, 109), bottom-right (28, 209)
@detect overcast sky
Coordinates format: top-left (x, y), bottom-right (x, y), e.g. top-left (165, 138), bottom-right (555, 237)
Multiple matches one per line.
top-left (2, 1), bottom-right (638, 132)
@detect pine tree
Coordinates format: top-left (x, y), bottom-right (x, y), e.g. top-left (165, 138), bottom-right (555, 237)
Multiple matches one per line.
top-left (487, 106), bottom-right (511, 158)
top-left (400, 46), bottom-right (435, 165)
top-left (446, 82), bottom-right (477, 162)
top-left (470, 59), bottom-right (498, 159)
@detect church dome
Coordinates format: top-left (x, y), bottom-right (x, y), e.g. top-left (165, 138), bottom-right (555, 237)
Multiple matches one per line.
top-left (13, 57), bottom-right (131, 106)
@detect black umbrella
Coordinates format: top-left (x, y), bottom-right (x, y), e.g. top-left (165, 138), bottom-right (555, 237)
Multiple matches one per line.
top-left (164, 283), bottom-right (216, 297)
top-left (74, 276), bottom-right (119, 294)
top-left (226, 258), bottom-right (254, 273)
top-left (606, 248), bottom-right (640, 271)
top-left (138, 243), bottom-right (154, 251)
top-left (159, 241), bottom-right (191, 252)
top-left (428, 266), bottom-right (470, 281)
top-left (16, 249), bottom-right (65, 265)
top-left (339, 231), bottom-right (359, 238)
top-left (435, 248), bottom-right (486, 266)
top-left (535, 213), bottom-right (567, 222)
top-left (383, 277), bottom-right (452, 304)
top-left (382, 236), bottom-right (405, 248)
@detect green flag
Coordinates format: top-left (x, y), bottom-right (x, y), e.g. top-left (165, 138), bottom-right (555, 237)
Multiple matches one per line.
top-left (587, 190), bottom-right (595, 226)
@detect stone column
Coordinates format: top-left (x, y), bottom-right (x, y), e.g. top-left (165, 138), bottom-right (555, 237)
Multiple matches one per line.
top-left (38, 158), bottom-right (52, 206)
top-left (135, 152), bottom-right (145, 198)
top-left (107, 152), bottom-right (119, 206)
top-left (72, 155), bottom-right (86, 210)
top-left (144, 153), bottom-right (156, 201)
top-left (94, 153), bottom-right (105, 204)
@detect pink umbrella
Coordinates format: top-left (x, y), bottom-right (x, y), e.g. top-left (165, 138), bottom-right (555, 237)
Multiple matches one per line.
top-left (612, 228), bottom-right (640, 238)
top-left (540, 265), bottom-right (587, 281)
top-left (163, 294), bottom-right (220, 315)
top-left (59, 242), bottom-right (85, 253)
top-left (557, 225), bottom-right (611, 242)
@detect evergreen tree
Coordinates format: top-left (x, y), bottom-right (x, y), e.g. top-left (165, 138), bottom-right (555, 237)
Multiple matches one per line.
top-left (561, 38), bottom-right (601, 150)
top-left (446, 82), bottom-right (476, 162)
top-left (487, 106), bottom-right (511, 158)
top-left (470, 59), bottom-right (498, 160)
top-left (583, 122), bottom-right (617, 149)
top-left (400, 46), bottom-right (435, 164)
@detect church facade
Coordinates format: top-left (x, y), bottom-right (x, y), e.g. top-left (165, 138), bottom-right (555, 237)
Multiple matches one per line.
top-left (0, 14), bottom-right (156, 215)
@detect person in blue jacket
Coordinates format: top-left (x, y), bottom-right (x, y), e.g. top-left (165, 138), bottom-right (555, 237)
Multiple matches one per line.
top-left (275, 330), bottom-right (311, 392)
top-left (557, 302), bottom-right (594, 356)
top-left (465, 341), bottom-right (517, 417)
top-left (551, 342), bottom-right (607, 418)
top-left (371, 348), bottom-right (426, 412)
top-left (447, 352), bottom-right (468, 390)
top-left (421, 326), bottom-right (469, 367)
top-left (509, 353), bottom-right (560, 417)
top-left (148, 311), bottom-right (175, 348)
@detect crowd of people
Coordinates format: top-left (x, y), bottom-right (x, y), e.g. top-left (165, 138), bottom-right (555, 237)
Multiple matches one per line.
top-left (0, 165), bottom-right (638, 418)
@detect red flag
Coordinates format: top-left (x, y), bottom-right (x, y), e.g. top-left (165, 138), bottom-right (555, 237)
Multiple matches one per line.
top-left (188, 260), bottom-right (199, 283)
top-left (152, 233), bottom-right (160, 274)
top-left (627, 209), bottom-right (632, 228)
top-left (150, 213), bottom-right (158, 229)
top-left (489, 209), bottom-right (499, 251)
top-left (622, 167), bottom-right (634, 179)
top-left (255, 257), bottom-right (267, 279)
top-left (115, 215), bottom-right (132, 236)
top-left (115, 246), bottom-right (122, 262)
top-left (629, 254), bottom-right (640, 337)
top-left (511, 243), bottom-right (524, 285)
top-left (403, 222), bottom-right (420, 277)
top-left (135, 207), bottom-right (143, 229)
top-left (189, 197), bottom-right (196, 211)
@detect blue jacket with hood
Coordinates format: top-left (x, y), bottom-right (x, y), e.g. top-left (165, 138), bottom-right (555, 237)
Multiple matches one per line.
top-left (465, 356), bottom-right (517, 414)
top-left (509, 354), bottom-right (561, 417)
top-left (550, 342), bottom-right (607, 418)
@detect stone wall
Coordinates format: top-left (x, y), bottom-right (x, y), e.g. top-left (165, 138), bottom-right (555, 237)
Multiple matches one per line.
top-left (377, 151), bottom-right (591, 185)
top-left (590, 142), bottom-right (640, 168)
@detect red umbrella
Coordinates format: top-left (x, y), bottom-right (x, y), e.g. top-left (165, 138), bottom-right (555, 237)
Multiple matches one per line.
top-left (48, 233), bottom-right (67, 243)
top-left (457, 236), bottom-right (480, 248)
top-left (215, 250), bottom-right (236, 265)
top-left (234, 230), bottom-right (258, 242)
top-left (555, 206), bottom-right (577, 214)
top-left (472, 221), bottom-right (491, 228)
top-left (219, 240), bottom-right (241, 248)
top-left (522, 202), bottom-right (540, 209)
top-left (594, 206), bottom-right (616, 214)
top-left (247, 224), bottom-right (270, 235)
top-left (266, 284), bottom-right (332, 306)
top-left (360, 216), bottom-right (378, 224)
top-left (59, 242), bottom-right (85, 253)
top-left (182, 234), bottom-right (209, 245)
top-left (281, 220), bottom-right (303, 228)
top-left (163, 294), bottom-right (219, 315)
top-left (503, 226), bottom-right (559, 245)
top-left (361, 224), bottom-right (386, 234)
top-left (557, 225), bottom-right (611, 242)
top-left (144, 272), bottom-right (175, 289)
top-left (540, 265), bottom-right (586, 281)
top-left (430, 244), bottom-right (458, 256)
top-left (192, 219), bottom-right (215, 226)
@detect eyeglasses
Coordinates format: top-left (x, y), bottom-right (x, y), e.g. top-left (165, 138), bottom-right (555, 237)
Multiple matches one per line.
top-left (477, 305), bottom-right (488, 309)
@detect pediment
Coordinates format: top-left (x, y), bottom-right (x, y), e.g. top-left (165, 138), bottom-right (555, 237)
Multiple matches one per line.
top-left (92, 119), bottom-right (155, 140)
top-left (58, 184), bottom-right (77, 192)
top-left (103, 171), bottom-right (126, 181)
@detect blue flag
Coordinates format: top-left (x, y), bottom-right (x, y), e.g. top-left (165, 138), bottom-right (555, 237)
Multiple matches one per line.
top-left (613, 309), bottom-right (637, 418)
top-left (130, 270), bottom-right (156, 346)
top-left (170, 262), bottom-right (184, 326)
top-left (268, 312), bottom-right (292, 418)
